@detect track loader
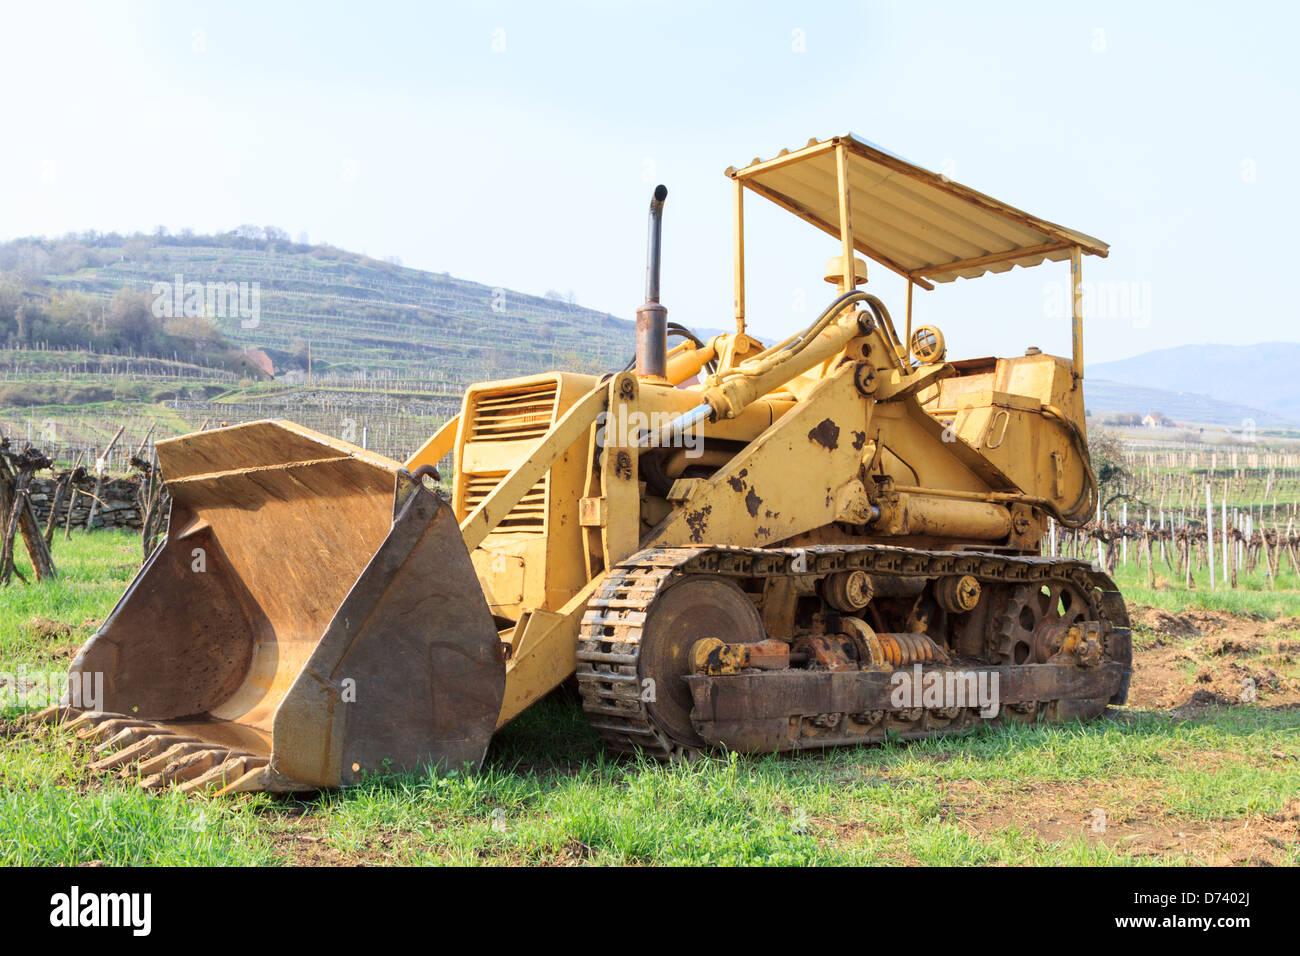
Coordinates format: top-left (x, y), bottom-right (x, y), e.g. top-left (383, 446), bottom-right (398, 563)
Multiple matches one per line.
top-left (31, 134), bottom-right (1131, 795)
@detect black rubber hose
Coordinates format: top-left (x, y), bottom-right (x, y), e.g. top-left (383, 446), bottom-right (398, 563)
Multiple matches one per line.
top-left (617, 323), bottom-right (718, 376)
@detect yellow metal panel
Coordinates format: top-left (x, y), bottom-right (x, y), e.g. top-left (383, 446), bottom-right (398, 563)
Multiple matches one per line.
top-left (599, 373), bottom-right (641, 567)
top-left (404, 414), bottom-right (459, 472)
top-left (646, 367), bottom-right (874, 548)
top-left (730, 134), bottom-right (1108, 284)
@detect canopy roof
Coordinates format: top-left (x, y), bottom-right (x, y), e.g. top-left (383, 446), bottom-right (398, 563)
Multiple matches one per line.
top-left (728, 134), bottom-right (1108, 290)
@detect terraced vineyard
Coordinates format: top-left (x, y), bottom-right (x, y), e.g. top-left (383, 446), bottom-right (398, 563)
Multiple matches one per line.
top-left (29, 239), bottom-right (638, 378)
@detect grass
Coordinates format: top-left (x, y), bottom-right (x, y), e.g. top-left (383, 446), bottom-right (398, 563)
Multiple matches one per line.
top-left (0, 531), bottom-right (139, 672)
top-left (0, 728), bottom-right (278, 865)
top-left (0, 530), bottom-right (1296, 866)
top-left (1106, 556), bottom-right (1300, 619)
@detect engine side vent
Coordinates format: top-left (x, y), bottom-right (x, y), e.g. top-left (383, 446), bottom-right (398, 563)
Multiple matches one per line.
top-left (468, 381), bottom-right (559, 442)
top-left (461, 379), bottom-right (560, 535)
top-left (462, 472), bottom-right (547, 533)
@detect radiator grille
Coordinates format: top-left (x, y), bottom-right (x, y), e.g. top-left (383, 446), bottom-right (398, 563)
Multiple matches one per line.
top-left (468, 381), bottom-right (559, 442)
top-left (461, 380), bottom-right (559, 534)
top-left (461, 472), bottom-right (548, 533)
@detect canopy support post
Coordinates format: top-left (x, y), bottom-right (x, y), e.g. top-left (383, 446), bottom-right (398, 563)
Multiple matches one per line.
top-left (835, 142), bottom-right (854, 292)
top-left (1070, 245), bottom-right (1084, 385)
top-left (733, 177), bottom-right (746, 335)
top-left (905, 279), bottom-right (914, 364)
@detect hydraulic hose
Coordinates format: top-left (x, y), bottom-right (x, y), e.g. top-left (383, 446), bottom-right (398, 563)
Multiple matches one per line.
top-left (1041, 403), bottom-right (1100, 527)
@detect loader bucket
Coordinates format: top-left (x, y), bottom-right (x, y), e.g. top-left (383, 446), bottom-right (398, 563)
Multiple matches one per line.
top-left (49, 421), bottom-right (505, 794)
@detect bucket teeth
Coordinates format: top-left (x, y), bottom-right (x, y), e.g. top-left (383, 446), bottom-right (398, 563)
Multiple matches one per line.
top-left (87, 733), bottom-right (198, 772)
top-left (61, 711), bottom-right (111, 734)
top-left (63, 711), bottom-right (134, 737)
top-left (36, 708), bottom-right (282, 796)
top-left (214, 764), bottom-right (274, 797)
top-left (93, 724), bottom-right (170, 753)
top-left (180, 755), bottom-right (269, 795)
top-left (76, 717), bottom-right (151, 745)
top-left (140, 747), bottom-right (233, 790)
top-left (22, 704), bottom-right (78, 726)
top-left (135, 742), bottom-right (214, 778)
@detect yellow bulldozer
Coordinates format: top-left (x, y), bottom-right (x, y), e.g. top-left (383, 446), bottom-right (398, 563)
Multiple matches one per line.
top-left (31, 134), bottom-right (1131, 795)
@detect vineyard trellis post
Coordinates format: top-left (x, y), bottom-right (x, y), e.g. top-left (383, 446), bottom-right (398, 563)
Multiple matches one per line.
top-left (1205, 480), bottom-right (1215, 590)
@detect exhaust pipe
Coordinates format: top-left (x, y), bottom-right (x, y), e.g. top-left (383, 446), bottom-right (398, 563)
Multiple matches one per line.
top-left (636, 184), bottom-right (669, 379)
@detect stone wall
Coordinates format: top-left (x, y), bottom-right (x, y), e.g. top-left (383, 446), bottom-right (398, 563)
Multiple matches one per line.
top-left (26, 477), bottom-right (144, 530)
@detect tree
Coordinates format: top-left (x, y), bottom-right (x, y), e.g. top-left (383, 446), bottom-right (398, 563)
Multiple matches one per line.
top-left (47, 291), bottom-right (100, 344)
top-left (122, 237), bottom-right (152, 262)
top-left (163, 315), bottom-right (225, 353)
top-left (0, 283), bottom-right (23, 342)
top-left (1088, 428), bottom-right (1128, 506)
top-left (289, 336), bottom-right (310, 370)
top-left (106, 288), bottom-right (159, 353)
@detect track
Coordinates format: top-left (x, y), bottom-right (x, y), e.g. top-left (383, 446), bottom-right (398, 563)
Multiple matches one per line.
top-left (575, 544), bottom-right (1132, 757)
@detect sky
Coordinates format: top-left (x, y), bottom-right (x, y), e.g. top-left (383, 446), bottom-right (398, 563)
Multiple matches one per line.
top-left (0, 0), bottom-right (1295, 364)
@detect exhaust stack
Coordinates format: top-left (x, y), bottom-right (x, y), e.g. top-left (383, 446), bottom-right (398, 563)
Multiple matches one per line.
top-left (635, 184), bottom-right (669, 379)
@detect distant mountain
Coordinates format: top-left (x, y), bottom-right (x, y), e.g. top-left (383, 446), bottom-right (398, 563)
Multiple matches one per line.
top-left (1088, 343), bottom-right (1300, 424)
top-left (1082, 378), bottom-right (1294, 429)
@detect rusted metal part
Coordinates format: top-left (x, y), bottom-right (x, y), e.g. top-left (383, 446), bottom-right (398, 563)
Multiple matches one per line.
top-left (409, 463), bottom-right (441, 484)
top-left (684, 663), bottom-right (1124, 752)
top-left (935, 574), bottom-right (981, 613)
top-left (994, 580), bottom-right (1094, 667)
top-left (1055, 620), bottom-right (1104, 668)
top-left (871, 631), bottom-right (950, 666)
top-left (636, 185), bottom-right (670, 380)
top-left (807, 418), bottom-right (840, 450)
top-left (792, 634), bottom-right (858, 671)
top-left (575, 543), bottom-right (1131, 758)
top-left (691, 637), bottom-right (790, 676)
top-left (24, 707), bottom-right (273, 794)
top-left (270, 471), bottom-right (504, 787)
top-left (823, 569), bottom-right (871, 611)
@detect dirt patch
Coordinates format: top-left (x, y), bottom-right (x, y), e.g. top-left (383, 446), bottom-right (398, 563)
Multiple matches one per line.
top-left (1175, 688), bottom-right (1239, 712)
top-left (1130, 605), bottom-right (1252, 639)
top-left (943, 778), bottom-right (1299, 865)
top-left (1127, 606), bottom-right (1300, 710)
top-left (15, 617), bottom-right (98, 660)
top-left (26, 617), bottom-right (75, 641)
top-left (543, 839), bottom-right (596, 866)
top-left (270, 820), bottom-right (360, 866)
top-left (258, 799), bottom-right (450, 866)
top-left (261, 805), bottom-right (378, 866)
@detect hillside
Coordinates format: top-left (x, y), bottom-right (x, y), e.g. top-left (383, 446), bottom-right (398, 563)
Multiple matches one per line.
top-left (1082, 379), bottom-right (1295, 430)
top-left (0, 230), bottom-right (641, 387)
top-left (1088, 344), bottom-right (1300, 425)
